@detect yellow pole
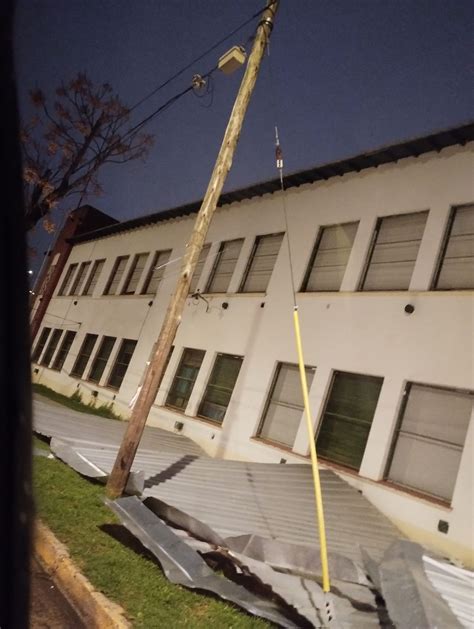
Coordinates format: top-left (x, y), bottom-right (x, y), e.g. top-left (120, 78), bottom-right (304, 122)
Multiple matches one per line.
top-left (293, 307), bottom-right (330, 592)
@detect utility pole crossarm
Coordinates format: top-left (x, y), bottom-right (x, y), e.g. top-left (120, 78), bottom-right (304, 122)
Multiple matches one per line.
top-left (106, 0), bottom-right (279, 499)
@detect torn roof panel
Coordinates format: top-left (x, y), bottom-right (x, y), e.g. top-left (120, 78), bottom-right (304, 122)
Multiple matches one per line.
top-left (33, 395), bottom-right (204, 455)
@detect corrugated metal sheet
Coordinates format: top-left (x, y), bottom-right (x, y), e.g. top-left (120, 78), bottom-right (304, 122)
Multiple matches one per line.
top-left (35, 397), bottom-right (400, 563)
top-left (33, 395), bottom-right (203, 455)
top-left (423, 556), bottom-right (474, 629)
top-left (70, 122), bottom-right (474, 244)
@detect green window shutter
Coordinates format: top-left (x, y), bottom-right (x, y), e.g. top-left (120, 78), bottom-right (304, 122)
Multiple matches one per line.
top-left (316, 371), bottom-right (383, 470)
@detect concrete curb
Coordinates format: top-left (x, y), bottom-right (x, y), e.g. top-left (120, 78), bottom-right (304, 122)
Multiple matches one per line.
top-left (35, 520), bottom-right (131, 628)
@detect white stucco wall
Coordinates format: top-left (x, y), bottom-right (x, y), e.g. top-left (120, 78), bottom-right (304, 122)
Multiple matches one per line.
top-left (32, 143), bottom-right (474, 566)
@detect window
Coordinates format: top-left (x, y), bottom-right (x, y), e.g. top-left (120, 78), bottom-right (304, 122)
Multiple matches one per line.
top-left (360, 211), bottom-right (428, 290)
top-left (198, 354), bottom-right (243, 423)
top-left (32, 327), bottom-right (52, 362)
top-left (316, 371), bottom-right (383, 470)
top-left (206, 239), bottom-right (244, 293)
top-left (88, 336), bottom-right (116, 383)
top-left (58, 263), bottom-right (78, 296)
top-left (302, 222), bottom-right (359, 292)
top-left (107, 339), bottom-right (137, 389)
top-left (434, 204), bottom-right (474, 290)
top-left (83, 259), bottom-right (105, 296)
top-left (166, 348), bottom-right (205, 410)
top-left (386, 383), bottom-right (472, 501)
top-left (52, 331), bottom-right (76, 371)
top-left (104, 256), bottom-right (129, 295)
top-left (240, 233), bottom-right (284, 293)
top-left (40, 329), bottom-right (63, 366)
top-left (142, 250), bottom-right (171, 294)
top-left (70, 333), bottom-right (98, 378)
top-left (257, 363), bottom-right (316, 447)
top-left (70, 261), bottom-right (91, 296)
top-left (122, 253), bottom-right (149, 294)
top-left (189, 244), bottom-right (211, 294)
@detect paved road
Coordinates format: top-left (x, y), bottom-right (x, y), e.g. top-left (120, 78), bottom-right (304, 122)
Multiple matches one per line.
top-left (30, 559), bottom-right (84, 628)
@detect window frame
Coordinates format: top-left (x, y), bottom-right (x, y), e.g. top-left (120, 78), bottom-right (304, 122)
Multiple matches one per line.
top-left (384, 381), bottom-right (473, 502)
top-left (141, 250), bottom-right (172, 295)
top-left (40, 328), bottom-right (63, 367)
top-left (165, 347), bottom-right (205, 411)
top-left (70, 333), bottom-right (98, 378)
top-left (82, 259), bottom-right (105, 296)
top-left (58, 263), bottom-right (78, 296)
top-left (315, 369), bottom-right (384, 471)
top-left (70, 261), bottom-right (92, 296)
top-left (239, 232), bottom-right (284, 294)
top-left (87, 335), bottom-right (117, 384)
top-left (106, 338), bottom-right (137, 390)
top-left (32, 327), bottom-right (52, 362)
top-left (205, 238), bottom-right (244, 294)
top-left (359, 210), bottom-right (428, 291)
top-left (256, 361), bottom-right (316, 448)
top-left (197, 353), bottom-right (243, 424)
top-left (51, 330), bottom-right (76, 372)
top-left (122, 252), bottom-right (149, 295)
top-left (432, 203), bottom-right (474, 290)
top-left (103, 256), bottom-right (130, 295)
top-left (300, 221), bottom-right (359, 293)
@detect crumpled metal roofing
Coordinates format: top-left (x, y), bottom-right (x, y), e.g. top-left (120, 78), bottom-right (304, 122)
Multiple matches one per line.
top-left (423, 555), bottom-right (474, 629)
top-left (33, 395), bottom-right (203, 455)
top-left (35, 397), bottom-right (474, 628)
top-left (35, 397), bottom-right (400, 563)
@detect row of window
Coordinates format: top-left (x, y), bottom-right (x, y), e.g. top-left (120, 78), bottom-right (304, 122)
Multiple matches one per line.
top-left (163, 349), bottom-right (471, 504)
top-left (32, 327), bottom-right (137, 391)
top-left (57, 203), bottom-right (474, 299)
top-left (33, 324), bottom-right (472, 503)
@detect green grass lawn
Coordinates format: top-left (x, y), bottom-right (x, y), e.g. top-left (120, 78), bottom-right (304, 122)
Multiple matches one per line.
top-left (33, 449), bottom-right (269, 628)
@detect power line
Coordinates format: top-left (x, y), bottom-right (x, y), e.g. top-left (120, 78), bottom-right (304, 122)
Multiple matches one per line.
top-left (128, 1), bottom-right (274, 114)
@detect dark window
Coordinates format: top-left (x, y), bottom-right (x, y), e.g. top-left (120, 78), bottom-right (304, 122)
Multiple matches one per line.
top-left (83, 259), bottom-right (105, 296)
top-left (58, 263), bottom-right (78, 296)
top-left (103, 256), bottom-right (129, 295)
top-left (386, 383), bottom-right (472, 501)
top-left (122, 253), bottom-right (149, 294)
top-left (52, 331), bottom-right (76, 372)
top-left (206, 239), bottom-right (244, 293)
top-left (70, 334), bottom-right (98, 378)
top-left (32, 327), bottom-right (52, 362)
top-left (434, 204), bottom-right (474, 290)
top-left (198, 354), bottom-right (243, 423)
top-left (107, 339), bottom-right (137, 389)
top-left (360, 212), bottom-right (428, 290)
top-left (302, 222), bottom-right (358, 292)
top-left (70, 261), bottom-right (91, 295)
top-left (88, 336), bottom-right (116, 383)
top-left (189, 244), bottom-right (211, 294)
top-left (240, 233), bottom-right (284, 293)
top-left (166, 348), bottom-right (205, 410)
top-left (257, 363), bottom-right (316, 447)
top-left (316, 371), bottom-right (383, 470)
top-left (40, 329), bottom-right (63, 366)
top-left (142, 250), bottom-right (171, 294)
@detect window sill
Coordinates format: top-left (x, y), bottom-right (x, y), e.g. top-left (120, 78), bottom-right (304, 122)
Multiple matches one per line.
top-left (159, 405), bottom-right (223, 429)
top-left (249, 436), bottom-right (307, 458)
top-left (315, 457), bottom-right (453, 510)
top-left (378, 479), bottom-right (452, 510)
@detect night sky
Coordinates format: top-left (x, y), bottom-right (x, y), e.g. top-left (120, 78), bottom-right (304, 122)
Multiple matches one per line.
top-left (14, 0), bottom-right (473, 272)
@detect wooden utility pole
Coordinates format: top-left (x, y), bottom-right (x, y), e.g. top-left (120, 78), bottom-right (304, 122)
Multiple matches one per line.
top-left (106, 0), bottom-right (279, 498)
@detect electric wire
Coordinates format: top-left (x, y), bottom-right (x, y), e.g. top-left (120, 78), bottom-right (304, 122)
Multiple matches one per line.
top-left (128, 1), bottom-right (274, 114)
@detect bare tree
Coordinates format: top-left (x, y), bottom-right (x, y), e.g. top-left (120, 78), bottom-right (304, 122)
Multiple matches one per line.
top-left (22, 72), bottom-right (153, 232)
